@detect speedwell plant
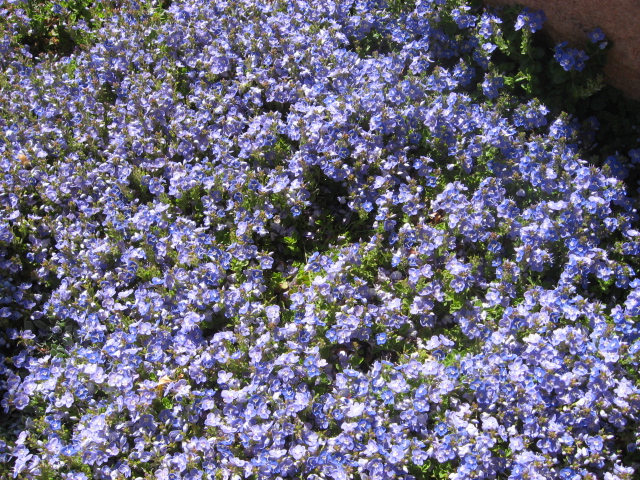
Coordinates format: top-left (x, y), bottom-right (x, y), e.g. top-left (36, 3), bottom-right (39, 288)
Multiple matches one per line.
top-left (0, 0), bottom-right (639, 479)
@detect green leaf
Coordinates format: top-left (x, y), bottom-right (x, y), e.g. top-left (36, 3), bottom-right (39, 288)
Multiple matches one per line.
top-left (552, 72), bottom-right (568, 84)
top-left (531, 47), bottom-right (545, 59)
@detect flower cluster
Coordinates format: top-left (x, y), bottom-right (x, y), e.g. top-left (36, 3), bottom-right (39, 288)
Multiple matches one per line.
top-left (554, 42), bottom-right (590, 72)
top-left (553, 28), bottom-right (608, 73)
top-left (0, 1), bottom-right (639, 479)
top-left (514, 8), bottom-right (546, 34)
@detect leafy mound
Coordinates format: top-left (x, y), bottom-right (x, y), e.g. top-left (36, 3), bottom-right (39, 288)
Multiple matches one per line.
top-left (1, 1), bottom-right (640, 479)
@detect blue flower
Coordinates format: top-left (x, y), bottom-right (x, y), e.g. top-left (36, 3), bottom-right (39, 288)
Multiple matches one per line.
top-left (514, 8), bottom-right (546, 33)
top-left (588, 27), bottom-right (605, 43)
top-left (434, 422), bottom-right (448, 436)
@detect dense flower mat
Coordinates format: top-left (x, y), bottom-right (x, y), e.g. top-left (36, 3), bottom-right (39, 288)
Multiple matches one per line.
top-left (1, 0), bottom-right (640, 479)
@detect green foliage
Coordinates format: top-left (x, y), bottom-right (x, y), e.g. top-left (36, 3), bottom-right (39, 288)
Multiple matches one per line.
top-left (307, 372), bottom-right (332, 396)
top-left (477, 4), bottom-right (640, 186)
top-left (161, 396), bottom-right (173, 409)
top-left (346, 245), bottom-right (393, 285)
top-left (15, 0), bottom-right (105, 58)
top-left (230, 258), bottom-right (249, 277)
top-left (200, 313), bottom-right (233, 337)
top-left (408, 459), bottom-right (456, 480)
top-left (283, 231), bottom-right (302, 255)
top-left (2, 1), bottom-right (640, 477)
top-left (174, 185), bottom-right (205, 222)
top-left (386, 0), bottom-right (417, 15)
top-left (443, 288), bottom-right (466, 313)
top-left (136, 264), bottom-right (162, 283)
top-left (97, 81), bottom-right (118, 105)
top-left (9, 0), bottom-right (171, 61)
top-left (123, 166), bottom-right (154, 204)
top-left (489, 5), bottom-right (608, 108)
top-left (482, 4), bottom-right (640, 164)
top-left (351, 29), bottom-right (396, 58)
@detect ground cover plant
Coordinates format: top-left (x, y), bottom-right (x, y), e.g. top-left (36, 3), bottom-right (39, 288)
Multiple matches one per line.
top-left (1, 0), bottom-right (640, 478)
